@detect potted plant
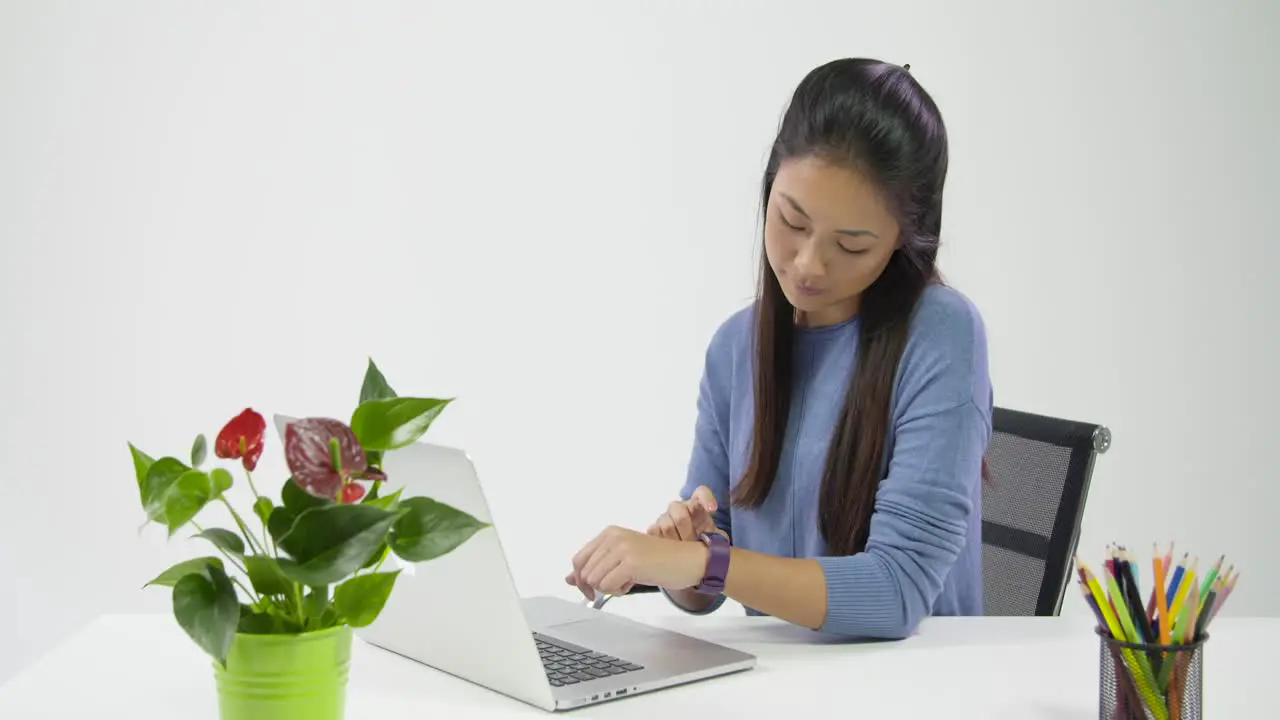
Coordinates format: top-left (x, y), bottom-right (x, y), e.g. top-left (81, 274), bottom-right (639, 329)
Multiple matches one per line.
top-left (127, 359), bottom-right (489, 720)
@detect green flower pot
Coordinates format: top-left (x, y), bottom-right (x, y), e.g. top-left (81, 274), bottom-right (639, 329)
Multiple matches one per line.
top-left (213, 625), bottom-right (353, 720)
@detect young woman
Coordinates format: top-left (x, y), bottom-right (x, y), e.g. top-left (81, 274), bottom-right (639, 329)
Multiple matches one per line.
top-left (566, 58), bottom-right (992, 639)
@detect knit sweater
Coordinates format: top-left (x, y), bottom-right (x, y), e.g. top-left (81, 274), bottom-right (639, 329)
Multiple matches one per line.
top-left (666, 284), bottom-right (992, 639)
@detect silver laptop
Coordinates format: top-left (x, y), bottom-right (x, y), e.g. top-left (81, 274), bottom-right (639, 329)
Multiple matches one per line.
top-left (272, 416), bottom-right (755, 711)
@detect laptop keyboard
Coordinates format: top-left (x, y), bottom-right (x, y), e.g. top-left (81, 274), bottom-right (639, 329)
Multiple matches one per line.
top-left (533, 633), bottom-right (644, 687)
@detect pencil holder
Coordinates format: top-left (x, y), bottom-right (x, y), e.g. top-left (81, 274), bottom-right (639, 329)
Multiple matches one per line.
top-left (1097, 629), bottom-right (1206, 720)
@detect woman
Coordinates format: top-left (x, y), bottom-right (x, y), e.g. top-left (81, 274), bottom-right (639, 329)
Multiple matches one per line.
top-left (566, 58), bottom-right (992, 639)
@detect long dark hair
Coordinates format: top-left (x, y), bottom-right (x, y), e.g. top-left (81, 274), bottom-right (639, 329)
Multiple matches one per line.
top-left (732, 59), bottom-right (973, 557)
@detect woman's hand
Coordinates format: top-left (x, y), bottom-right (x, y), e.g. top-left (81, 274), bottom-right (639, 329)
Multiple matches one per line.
top-left (646, 485), bottom-right (725, 541)
top-left (565, 526), bottom-right (709, 599)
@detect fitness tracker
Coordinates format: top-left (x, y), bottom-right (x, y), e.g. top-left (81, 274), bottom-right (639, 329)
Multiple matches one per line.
top-left (692, 531), bottom-right (730, 595)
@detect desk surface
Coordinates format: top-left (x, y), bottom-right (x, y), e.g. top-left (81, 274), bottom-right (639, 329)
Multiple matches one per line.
top-left (0, 594), bottom-right (1268, 718)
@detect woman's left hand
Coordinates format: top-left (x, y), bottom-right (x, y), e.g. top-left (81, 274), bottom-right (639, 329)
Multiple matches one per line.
top-left (565, 525), bottom-right (709, 598)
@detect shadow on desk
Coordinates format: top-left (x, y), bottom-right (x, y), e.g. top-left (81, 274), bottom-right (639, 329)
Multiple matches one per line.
top-left (690, 617), bottom-right (1083, 652)
top-left (607, 591), bottom-right (1086, 653)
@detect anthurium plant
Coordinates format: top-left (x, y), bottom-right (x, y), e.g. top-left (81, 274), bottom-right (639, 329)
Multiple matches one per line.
top-left (127, 360), bottom-right (489, 667)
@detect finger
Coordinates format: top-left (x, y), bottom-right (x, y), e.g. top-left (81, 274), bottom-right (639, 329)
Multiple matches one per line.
top-left (582, 543), bottom-right (621, 592)
top-left (567, 565), bottom-right (590, 600)
top-left (654, 513), bottom-right (679, 540)
top-left (570, 530), bottom-right (613, 598)
top-left (564, 567), bottom-right (593, 598)
top-left (571, 529), bottom-right (610, 576)
top-left (566, 570), bottom-right (594, 600)
top-left (687, 501), bottom-right (714, 531)
top-left (690, 485), bottom-right (718, 514)
top-left (665, 501), bottom-right (696, 540)
top-left (598, 564), bottom-right (636, 596)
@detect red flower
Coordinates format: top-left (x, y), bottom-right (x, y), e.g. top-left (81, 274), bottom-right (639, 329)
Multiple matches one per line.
top-left (215, 408), bottom-right (267, 471)
top-left (340, 483), bottom-right (366, 504)
top-left (284, 417), bottom-right (386, 501)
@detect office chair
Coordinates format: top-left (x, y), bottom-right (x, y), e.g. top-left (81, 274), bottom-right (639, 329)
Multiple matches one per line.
top-left (981, 406), bottom-right (1111, 616)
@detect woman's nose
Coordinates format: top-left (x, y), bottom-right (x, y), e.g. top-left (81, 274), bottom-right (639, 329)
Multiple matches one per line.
top-left (792, 237), bottom-right (824, 277)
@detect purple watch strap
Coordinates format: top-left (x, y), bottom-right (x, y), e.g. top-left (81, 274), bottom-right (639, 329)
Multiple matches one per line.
top-left (693, 532), bottom-right (730, 595)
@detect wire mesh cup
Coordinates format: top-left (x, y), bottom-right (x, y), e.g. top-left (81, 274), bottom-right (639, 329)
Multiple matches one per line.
top-left (1097, 628), bottom-right (1206, 720)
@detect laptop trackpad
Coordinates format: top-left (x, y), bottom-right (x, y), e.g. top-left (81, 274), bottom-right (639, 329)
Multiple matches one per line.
top-left (522, 596), bottom-right (599, 629)
top-left (546, 615), bottom-right (659, 650)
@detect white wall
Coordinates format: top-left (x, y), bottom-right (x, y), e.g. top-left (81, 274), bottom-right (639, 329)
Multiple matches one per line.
top-left (1, 0), bottom-right (1276, 683)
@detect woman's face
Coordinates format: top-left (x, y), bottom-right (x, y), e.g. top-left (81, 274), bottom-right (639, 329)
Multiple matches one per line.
top-left (764, 155), bottom-right (901, 327)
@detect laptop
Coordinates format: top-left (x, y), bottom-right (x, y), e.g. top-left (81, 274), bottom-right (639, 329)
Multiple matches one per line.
top-left (272, 416), bottom-right (756, 711)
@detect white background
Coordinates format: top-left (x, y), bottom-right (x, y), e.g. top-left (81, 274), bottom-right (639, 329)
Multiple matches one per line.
top-left (1, 0), bottom-right (1276, 684)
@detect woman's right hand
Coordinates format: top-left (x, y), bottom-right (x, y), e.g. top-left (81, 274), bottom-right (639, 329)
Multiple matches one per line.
top-left (647, 485), bottom-right (725, 542)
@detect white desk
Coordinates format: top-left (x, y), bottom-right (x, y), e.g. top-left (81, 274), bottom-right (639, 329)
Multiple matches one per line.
top-left (0, 593), bottom-right (1268, 718)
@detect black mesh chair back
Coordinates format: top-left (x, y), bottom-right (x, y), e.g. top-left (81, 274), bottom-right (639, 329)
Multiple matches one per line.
top-left (981, 406), bottom-right (1111, 616)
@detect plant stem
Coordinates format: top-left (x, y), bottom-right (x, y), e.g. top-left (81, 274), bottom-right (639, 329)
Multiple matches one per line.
top-left (232, 577), bottom-right (258, 604)
top-left (191, 520), bottom-right (249, 577)
top-left (291, 583), bottom-right (305, 627)
top-left (245, 469), bottom-right (262, 500)
top-left (243, 469), bottom-right (276, 556)
top-left (221, 496), bottom-right (265, 556)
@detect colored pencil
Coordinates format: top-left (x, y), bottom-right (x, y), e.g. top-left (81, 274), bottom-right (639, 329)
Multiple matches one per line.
top-left (1119, 551), bottom-right (1155, 644)
top-left (1167, 558), bottom-right (1198, 627)
top-left (1146, 543), bottom-right (1161, 624)
top-left (1199, 555), bottom-right (1224, 600)
top-left (1154, 548), bottom-right (1171, 646)
top-left (1165, 553), bottom-right (1188, 607)
top-left (1101, 568), bottom-right (1166, 718)
top-left (1075, 544), bottom-right (1238, 720)
top-left (1081, 583), bottom-right (1144, 720)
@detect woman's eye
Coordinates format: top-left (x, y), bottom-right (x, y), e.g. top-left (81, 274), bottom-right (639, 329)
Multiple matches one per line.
top-left (779, 215), bottom-right (805, 232)
top-left (839, 245), bottom-right (870, 255)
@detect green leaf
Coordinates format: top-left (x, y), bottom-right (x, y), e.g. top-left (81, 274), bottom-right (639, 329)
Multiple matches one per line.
top-left (210, 468), bottom-right (233, 496)
top-left (364, 487), bottom-right (403, 511)
top-left (335, 571), bottom-right (400, 627)
top-left (252, 497), bottom-right (274, 527)
top-left (359, 357), bottom-right (398, 406)
top-left (282, 477), bottom-right (331, 515)
top-left (192, 528), bottom-right (245, 556)
top-left (142, 457), bottom-right (190, 523)
top-left (237, 606), bottom-right (280, 635)
top-left (319, 606), bottom-right (340, 628)
top-left (357, 486), bottom-right (401, 571)
top-left (172, 564), bottom-right (239, 667)
top-left (163, 470), bottom-right (214, 536)
top-left (267, 506), bottom-right (295, 545)
top-left (191, 434), bottom-right (208, 467)
top-left (276, 504), bottom-right (402, 586)
top-left (244, 555), bottom-right (292, 596)
top-left (129, 443), bottom-right (155, 502)
top-left (361, 542), bottom-right (390, 570)
top-left (351, 397), bottom-right (452, 451)
top-left (388, 497), bottom-right (489, 562)
top-left (357, 487), bottom-right (402, 570)
top-left (238, 604), bottom-right (301, 634)
top-left (144, 556), bottom-right (224, 588)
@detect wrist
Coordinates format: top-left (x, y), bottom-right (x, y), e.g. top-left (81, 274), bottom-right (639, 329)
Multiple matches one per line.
top-left (679, 540), bottom-right (711, 589)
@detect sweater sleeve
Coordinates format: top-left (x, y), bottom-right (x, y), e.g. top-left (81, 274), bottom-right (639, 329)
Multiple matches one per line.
top-left (661, 313), bottom-right (742, 615)
top-left (814, 294), bottom-right (992, 639)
